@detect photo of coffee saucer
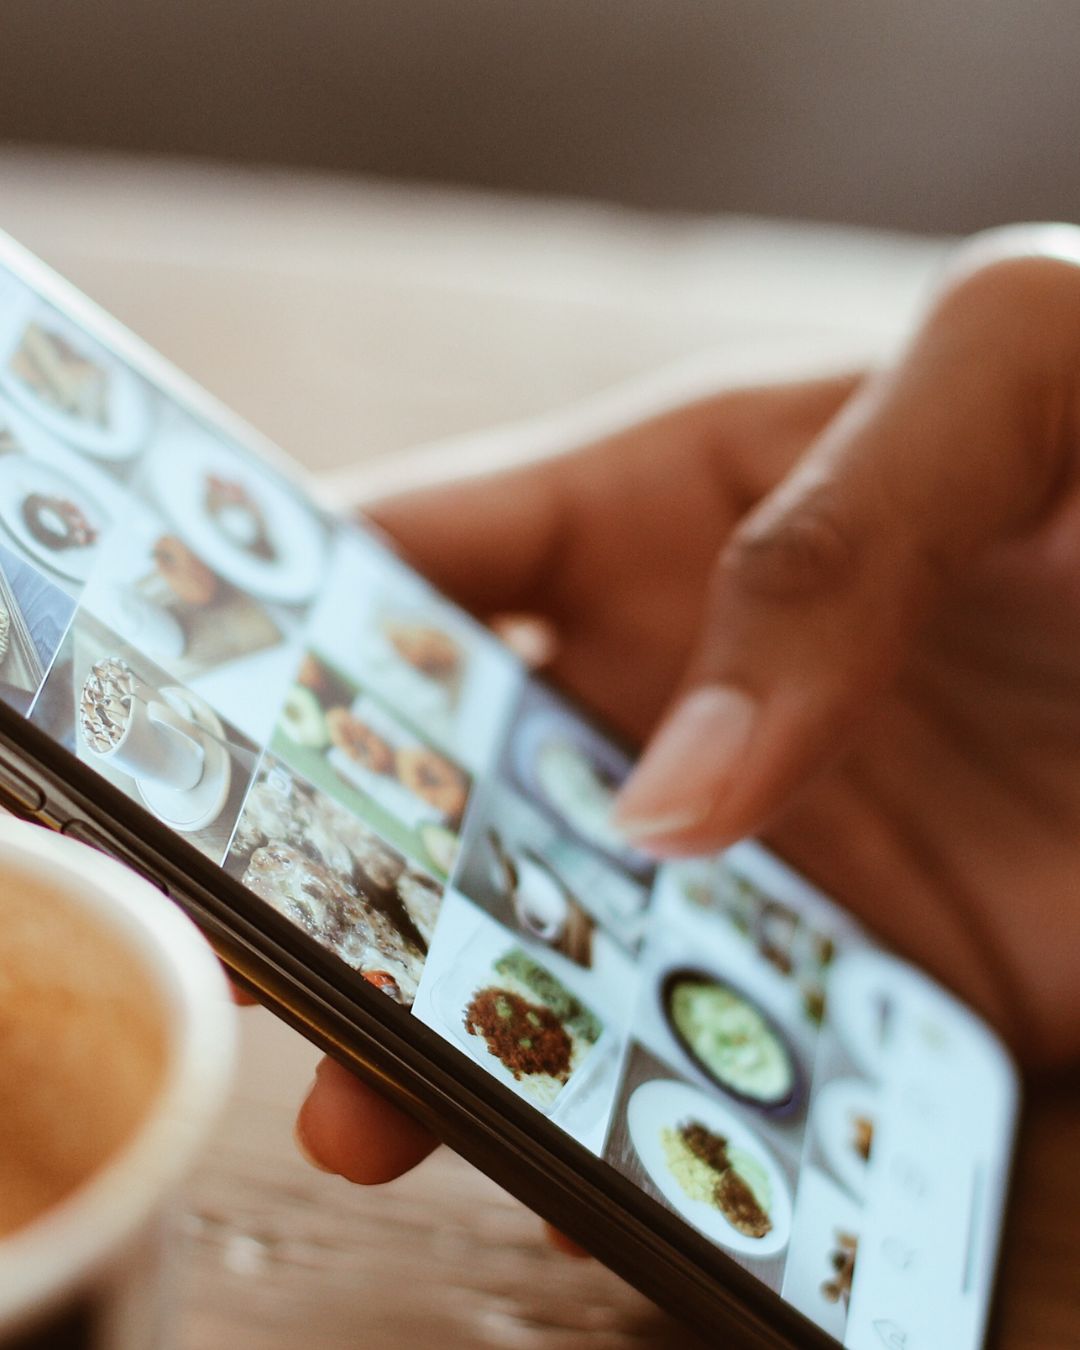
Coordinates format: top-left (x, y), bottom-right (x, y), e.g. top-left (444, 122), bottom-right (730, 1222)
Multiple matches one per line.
top-left (136, 687), bottom-right (232, 832)
top-left (0, 455), bottom-right (110, 582)
top-left (0, 299), bottom-right (150, 460)
top-left (143, 432), bottom-right (327, 605)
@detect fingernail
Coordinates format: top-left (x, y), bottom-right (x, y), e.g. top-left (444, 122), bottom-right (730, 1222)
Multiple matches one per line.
top-left (294, 1084), bottom-right (335, 1174)
top-left (612, 684), bottom-right (756, 841)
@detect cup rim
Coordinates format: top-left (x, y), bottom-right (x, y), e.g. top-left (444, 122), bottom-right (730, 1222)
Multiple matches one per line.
top-left (0, 815), bottom-right (236, 1335)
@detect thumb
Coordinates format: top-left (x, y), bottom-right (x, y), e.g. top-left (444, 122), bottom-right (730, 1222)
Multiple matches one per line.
top-left (612, 234), bottom-right (1080, 853)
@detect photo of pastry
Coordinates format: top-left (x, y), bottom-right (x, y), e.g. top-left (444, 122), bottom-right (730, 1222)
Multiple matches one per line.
top-left (0, 540), bottom-right (76, 714)
top-left (414, 892), bottom-right (633, 1151)
top-left (80, 498), bottom-right (289, 701)
top-left (624, 1077), bottom-right (794, 1258)
top-left (224, 754), bottom-right (439, 1006)
top-left (0, 295), bottom-right (151, 460)
top-left (30, 612), bottom-right (257, 861)
top-left (305, 529), bottom-right (522, 772)
top-left (499, 680), bottom-right (654, 883)
top-left (454, 781), bottom-right (650, 960)
top-left (811, 1077), bottom-right (878, 1201)
top-left (136, 409), bottom-right (329, 607)
top-left (272, 650), bottom-right (473, 878)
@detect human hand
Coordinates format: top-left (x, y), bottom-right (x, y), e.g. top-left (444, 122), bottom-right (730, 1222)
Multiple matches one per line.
top-left (296, 225), bottom-right (1080, 1193)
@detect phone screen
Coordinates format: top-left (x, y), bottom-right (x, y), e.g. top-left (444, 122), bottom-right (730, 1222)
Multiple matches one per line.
top-left (0, 246), bottom-right (1018, 1350)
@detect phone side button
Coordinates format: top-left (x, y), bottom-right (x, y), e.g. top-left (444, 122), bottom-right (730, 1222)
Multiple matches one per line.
top-left (0, 755), bottom-right (47, 816)
top-left (60, 819), bottom-right (170, 895)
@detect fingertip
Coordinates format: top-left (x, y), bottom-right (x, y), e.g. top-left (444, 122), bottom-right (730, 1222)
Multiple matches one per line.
top-left (294, 1057), bottom-right (438, 1184)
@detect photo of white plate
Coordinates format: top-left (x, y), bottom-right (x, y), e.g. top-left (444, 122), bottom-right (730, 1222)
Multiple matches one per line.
top-left (429, 937), bottom-right (606, 1118)
top-left (627, 1078), bottom-right (793, 1257)
top-left (511, 704), bottom-right (650, 877)
top-left (812, 1076), bottom-right (878, 1201)
top-left (0, 455), bottom-right (111, 582)
top-left (0, 297), bottom-right (150, 460)
top-left (143, 429), bottom-right (327, 604)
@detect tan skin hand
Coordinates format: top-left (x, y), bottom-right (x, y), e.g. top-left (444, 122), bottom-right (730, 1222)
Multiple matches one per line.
top-left (294, 226), bottom-right (1080, 1198)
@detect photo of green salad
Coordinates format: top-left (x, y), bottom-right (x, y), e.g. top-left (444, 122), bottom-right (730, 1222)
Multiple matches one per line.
top-left (661, 969), bottom-right (800, 1113)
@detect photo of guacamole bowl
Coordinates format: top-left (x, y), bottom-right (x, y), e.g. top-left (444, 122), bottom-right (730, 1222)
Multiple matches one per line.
top-left (660, 968), bottom-right (803, 1116)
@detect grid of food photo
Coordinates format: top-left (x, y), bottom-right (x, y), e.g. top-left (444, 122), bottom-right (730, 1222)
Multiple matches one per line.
top-left (270, 647), bottom-right (475, 881)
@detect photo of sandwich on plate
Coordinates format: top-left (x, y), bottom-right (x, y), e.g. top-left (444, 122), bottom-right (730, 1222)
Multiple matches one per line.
top-left (225, 754), bottom-right (442, 1006)
top-left (459, 947), bottom-right (603, 1109)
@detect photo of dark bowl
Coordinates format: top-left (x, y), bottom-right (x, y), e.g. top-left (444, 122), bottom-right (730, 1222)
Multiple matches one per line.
top-left (660, 967), bottom-right (804, 1118)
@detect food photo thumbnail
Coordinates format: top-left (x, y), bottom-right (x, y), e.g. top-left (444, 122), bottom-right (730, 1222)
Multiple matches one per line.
top-left (0, 290), bottom-right (152, 463)
top-left (273, 649), bottom-right (472, 880)
top-left (224, 752), bottom-right (441, 1005)
top-left (414, 892), bottom-right (633, 1151)
top-left (604, 1045), bottom-right (795, 1269)
top-left (0, 394), bottom-right (136, 595)
top-left (453, 780), bottom-right (651, 963)
top-left (30, 611), bottom-right (258, 862)
top-left (130, 406), bottom-right (330, 609)
top-left (498, 680), bottom-right (655, 884)
top-left (780, 1165), bottom-right (863, 1343)
top-left (0, 539), bottom-right (76, 713)
top-left (304, 529), bottom-right (521, 773)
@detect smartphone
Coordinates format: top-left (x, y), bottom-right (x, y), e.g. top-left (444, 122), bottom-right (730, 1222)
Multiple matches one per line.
top-left (0, 229), bottom-right (1018, 1350)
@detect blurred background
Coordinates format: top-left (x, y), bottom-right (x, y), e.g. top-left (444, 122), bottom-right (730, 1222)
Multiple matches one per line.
top-left (3, 0), bottom-right (1080, 232)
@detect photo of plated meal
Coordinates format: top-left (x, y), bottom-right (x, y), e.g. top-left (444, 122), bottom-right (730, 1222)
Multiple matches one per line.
top-left (0, 299), bottom-right (150, 459)
top-left (811, 1077), bottom-right (878, 1201)
top-left (303, 530), bottom-right (521, 773)
top-left (273, 650), bottom-right (472, 878)
top-left (777, 1164), bottom-right (862, 1339)
top-left (139, 413), bottom-right (329, 605)
top-left (626, 1078), bottom-right (793, 1257)
top-left (500, 682), bottom-right (654, 883)
top-left (225, 754), bottom-right (441, 1006)
top-left (660, 969), bottom-right (803, 1117)
top-left (430, 937), bottom-right (605, 1112)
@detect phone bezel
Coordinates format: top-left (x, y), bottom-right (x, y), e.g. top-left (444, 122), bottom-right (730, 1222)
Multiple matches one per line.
top-left (0, 229), bottom-right (1019, 1348)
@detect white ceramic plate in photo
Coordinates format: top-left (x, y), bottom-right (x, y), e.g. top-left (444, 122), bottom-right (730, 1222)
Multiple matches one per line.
top-left (627, 1078), bottom-right (793, 1258)
top-left (0, 455), bottom-right (111, 582)
top-left (0, 297), bottom-right (150, 460)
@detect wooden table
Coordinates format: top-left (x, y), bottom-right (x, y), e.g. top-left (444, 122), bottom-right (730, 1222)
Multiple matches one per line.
top-left (2, 150), bottom-right (1076, 1350)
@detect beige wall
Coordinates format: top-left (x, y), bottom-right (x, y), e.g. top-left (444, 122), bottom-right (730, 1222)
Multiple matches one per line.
top-left (2, 0), bottom-right (1078, 232)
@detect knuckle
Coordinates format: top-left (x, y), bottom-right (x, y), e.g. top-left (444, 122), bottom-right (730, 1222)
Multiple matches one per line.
top-left (719, 495), bottom-right (860, 602)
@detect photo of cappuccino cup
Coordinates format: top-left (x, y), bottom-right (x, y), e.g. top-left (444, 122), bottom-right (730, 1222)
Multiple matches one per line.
top-left (79, 658), bottom-right (205, 790)
top-left (0, 815), bottom-right (235, 1349)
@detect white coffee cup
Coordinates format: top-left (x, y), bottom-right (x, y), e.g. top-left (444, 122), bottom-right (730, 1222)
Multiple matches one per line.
top-left (81, 668), bottom-right (205, 791)
top-left (0, 815), bottom-right (235, 1349)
